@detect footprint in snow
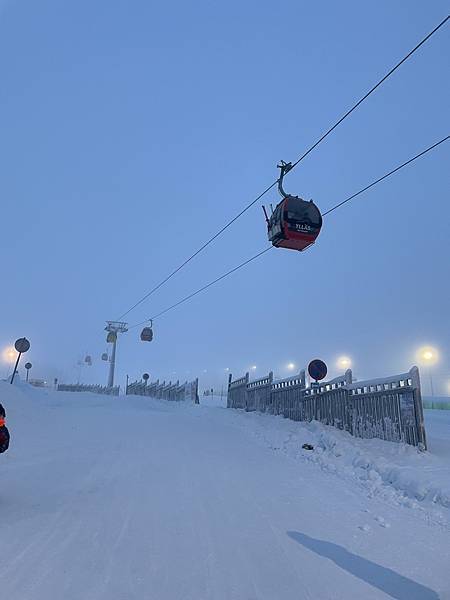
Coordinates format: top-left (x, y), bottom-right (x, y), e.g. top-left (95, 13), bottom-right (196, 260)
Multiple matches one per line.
top-left (375, 516), bottom-right (391, 528)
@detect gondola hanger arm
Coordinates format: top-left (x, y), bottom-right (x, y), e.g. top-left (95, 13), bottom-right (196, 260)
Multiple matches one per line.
top-left (277, 160), bottom-right (293, 198)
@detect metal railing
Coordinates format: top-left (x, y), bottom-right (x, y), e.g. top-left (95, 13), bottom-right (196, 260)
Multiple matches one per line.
top-left (126, 377), bottom-right (199, 403)
top-left (227, 366), bottom-right (427, 449)
top-left (57, 383), bottom-right (120, 396)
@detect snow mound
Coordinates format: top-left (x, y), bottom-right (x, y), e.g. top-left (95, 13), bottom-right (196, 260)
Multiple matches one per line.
top-left (230, 409), bottom-right (450, 521)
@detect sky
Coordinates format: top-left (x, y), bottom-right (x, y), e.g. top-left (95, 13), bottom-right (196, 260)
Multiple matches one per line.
top-left (0, 0), bottom-right (449, 394)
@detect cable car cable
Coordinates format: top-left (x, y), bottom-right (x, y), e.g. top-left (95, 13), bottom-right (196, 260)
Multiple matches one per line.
top-left (115, 16), bottom-right (448, 322)
top-left (129, 246), bottom-right (273, 328)
top-left (115, 181), bottom-right (277, 321)
top-left (128, 134), bottom-right (448, 326)
top-left (289, 16), bottom-right (449, 172)
top-left (322, 135), bottom-right (449, 216)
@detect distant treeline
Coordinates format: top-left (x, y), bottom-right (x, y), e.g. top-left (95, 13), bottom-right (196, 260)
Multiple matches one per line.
top-left (423, 398), bottom-right (450, 410)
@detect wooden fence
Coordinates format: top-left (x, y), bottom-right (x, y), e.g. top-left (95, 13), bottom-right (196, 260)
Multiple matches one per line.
top-left (228, 366), bottom-right (427, 448)
top-left (126, 377), bottom-right (199, 403)
top-left (57, 383), bottom-right (120, 396)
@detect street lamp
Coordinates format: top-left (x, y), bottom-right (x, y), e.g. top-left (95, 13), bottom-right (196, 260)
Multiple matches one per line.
top-left (337, 356), bottom-right (352, 370)
top-left (2, 346), bottom-right (16, 364)
top-left (416, 345), bottom-right (439, 396)
top-left (2, 346), bottom-right (16, 377)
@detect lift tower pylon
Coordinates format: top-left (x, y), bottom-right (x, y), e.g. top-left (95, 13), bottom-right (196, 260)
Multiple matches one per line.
top-left (104, 321), bottom-right (128, 388)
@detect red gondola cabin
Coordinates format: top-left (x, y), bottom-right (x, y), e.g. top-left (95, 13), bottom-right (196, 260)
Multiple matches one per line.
top-left (267, 196), bottom-right (322, 251)
top-left (264, 160), bottom-right (322, 252)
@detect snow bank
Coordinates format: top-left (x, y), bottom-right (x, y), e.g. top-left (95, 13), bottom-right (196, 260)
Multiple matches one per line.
top-left (228, 408), bottom-right (450, 522)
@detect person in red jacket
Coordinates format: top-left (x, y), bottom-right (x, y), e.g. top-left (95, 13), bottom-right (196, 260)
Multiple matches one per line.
top-left (0, 403), bottom-right (10, 454)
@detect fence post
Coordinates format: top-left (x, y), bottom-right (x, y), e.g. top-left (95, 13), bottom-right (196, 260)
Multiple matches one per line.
top-left (227, 373), bottom-right (232, 408)
top-left (410, 366), bottom-right (427, 450)
top-left (245, 372), bottom-right (249, 411)
top-left (299, 369), bottom-right (306, 388)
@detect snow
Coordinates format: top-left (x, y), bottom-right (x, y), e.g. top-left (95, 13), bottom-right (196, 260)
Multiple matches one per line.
top-left (227, 405), bottom-right (450, 518)
top-left (425, 408), bottom-right (450, 459)
top-left (1, 383), bottom-right (449, 600)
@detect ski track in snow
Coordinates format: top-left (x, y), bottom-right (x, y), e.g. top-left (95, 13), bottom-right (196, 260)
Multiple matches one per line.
top-left (0, 383), bottom-right (449, 600)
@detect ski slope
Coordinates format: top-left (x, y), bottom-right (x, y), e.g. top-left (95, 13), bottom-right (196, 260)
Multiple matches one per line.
top-left (1, 382), bottom-right (449, 600)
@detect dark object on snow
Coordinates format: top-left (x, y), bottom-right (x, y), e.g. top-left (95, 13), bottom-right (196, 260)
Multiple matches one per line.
top-left (302, 443), bottom-right (314, 451)
top-left (0, 403), bottom-right (10, 454)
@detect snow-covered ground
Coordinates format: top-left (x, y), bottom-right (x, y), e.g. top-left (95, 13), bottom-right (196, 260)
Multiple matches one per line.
top-left (1, 383), bottom-right (449, 600)
top-left (227, 402), bottom-right (450, 518)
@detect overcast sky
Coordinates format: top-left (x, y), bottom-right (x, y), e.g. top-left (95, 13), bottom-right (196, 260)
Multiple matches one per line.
top-left (0, 1), bottom-right (448, 394)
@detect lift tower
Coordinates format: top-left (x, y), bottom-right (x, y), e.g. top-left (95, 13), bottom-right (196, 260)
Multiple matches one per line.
top-left (105, 321), bottom-right (128, 388)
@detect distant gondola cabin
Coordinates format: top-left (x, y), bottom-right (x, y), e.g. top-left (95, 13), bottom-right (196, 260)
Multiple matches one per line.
top-left (140, 327), bottom-right (153, 342)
